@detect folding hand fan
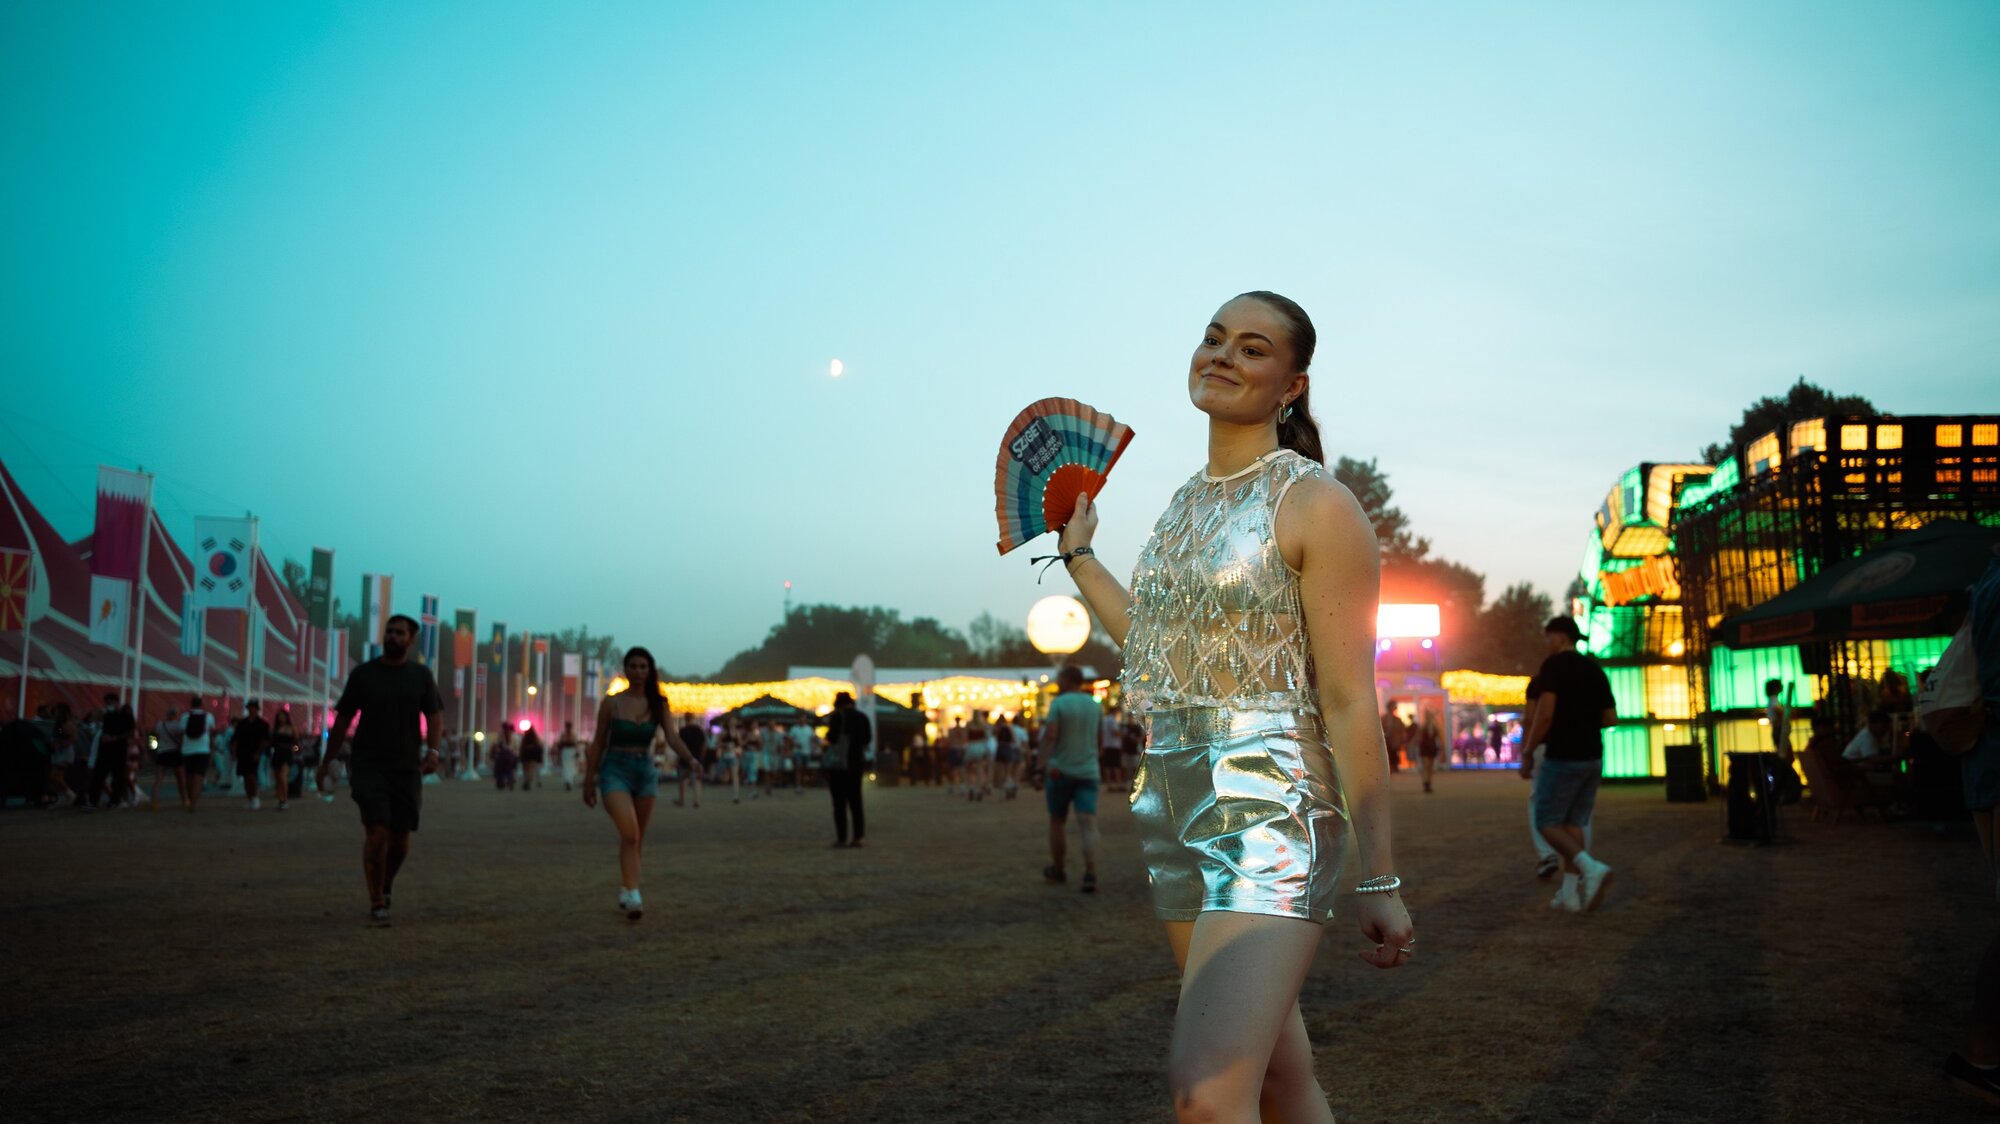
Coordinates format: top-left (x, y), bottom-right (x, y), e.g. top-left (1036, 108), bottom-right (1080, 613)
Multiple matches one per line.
top-left (994, 397), bottom-right (1135, 555)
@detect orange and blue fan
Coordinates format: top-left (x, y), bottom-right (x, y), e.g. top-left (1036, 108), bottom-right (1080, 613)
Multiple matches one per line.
top-left (994, 397), bottom-right (1135, 556)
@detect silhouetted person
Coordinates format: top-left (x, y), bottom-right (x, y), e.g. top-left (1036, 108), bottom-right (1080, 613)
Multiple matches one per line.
top-left (821, 691), bottom-right (871, 848)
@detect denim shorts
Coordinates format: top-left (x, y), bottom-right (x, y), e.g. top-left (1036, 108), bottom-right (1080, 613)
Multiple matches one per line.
top-left (1532, 757), bottom-right (1602, 828)
top-left (597, 750), bottom-right (659, 799)
top-left (1045, 771), bottom-right (1099, 817)
top-left (1962, 723), bottom-right (2000, 811)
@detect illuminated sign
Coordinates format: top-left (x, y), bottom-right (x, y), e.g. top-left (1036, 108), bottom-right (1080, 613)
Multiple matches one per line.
top-left (1378, 604), bottom-right (1441, 639)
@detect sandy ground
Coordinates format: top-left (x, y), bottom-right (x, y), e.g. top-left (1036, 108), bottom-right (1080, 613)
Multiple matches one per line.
top-left (2, 767), bottom-right (1994, 1123)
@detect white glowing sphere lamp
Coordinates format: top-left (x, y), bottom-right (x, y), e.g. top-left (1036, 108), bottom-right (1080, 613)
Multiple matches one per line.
top-left (1027, 595), bottom-right (1091, 655)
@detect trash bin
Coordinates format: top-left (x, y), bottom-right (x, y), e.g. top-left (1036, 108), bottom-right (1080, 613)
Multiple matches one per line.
top-left (1665, 743), bottom-right (1706, 803)
top-left (1724, 751), bottom-right (1780, 843)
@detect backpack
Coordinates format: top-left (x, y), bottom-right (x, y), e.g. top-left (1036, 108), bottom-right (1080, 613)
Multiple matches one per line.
top-left (1918, 620), bottom-right (1986, 755)
top-left (184, 710), bottom-right (208, 740)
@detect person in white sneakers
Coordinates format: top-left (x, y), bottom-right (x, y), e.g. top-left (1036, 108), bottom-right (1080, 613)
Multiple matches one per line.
top-left (1522, 679), bottom-right (1591, 882)
top-left (1518, 617), bottom-right (1617, 912)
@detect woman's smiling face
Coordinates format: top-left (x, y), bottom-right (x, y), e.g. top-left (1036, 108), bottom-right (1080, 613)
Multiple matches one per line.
top-left (1187, 296), bottom-right (1306, 424)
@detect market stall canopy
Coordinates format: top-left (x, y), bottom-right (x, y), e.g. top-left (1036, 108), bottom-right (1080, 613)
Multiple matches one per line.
top-left (723, 694), bottom-right (815, 722)
top-left (1718, 519), bottom-right (2000, 649)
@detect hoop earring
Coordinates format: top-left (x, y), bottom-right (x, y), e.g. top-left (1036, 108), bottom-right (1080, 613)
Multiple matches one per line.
top-left (1281, 405), bottom-right (1294, 423)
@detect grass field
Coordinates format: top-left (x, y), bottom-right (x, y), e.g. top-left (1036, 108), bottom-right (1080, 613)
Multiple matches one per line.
top-left (2, 767), bottom-right (1993, 1123)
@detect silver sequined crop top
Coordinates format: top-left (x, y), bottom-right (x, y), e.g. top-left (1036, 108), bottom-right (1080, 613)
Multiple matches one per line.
top-left (1121, 448), bottom-right (1324, 714)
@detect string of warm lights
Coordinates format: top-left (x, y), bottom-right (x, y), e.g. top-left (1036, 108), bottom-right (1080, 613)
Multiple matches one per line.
top-left (600, 674), bottom-right (1073, 716)
top-left (1437, 670), bottom-right (1531, 707)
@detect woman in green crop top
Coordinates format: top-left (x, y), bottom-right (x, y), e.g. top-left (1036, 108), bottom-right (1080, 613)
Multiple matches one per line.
top-left (584, 646), bottom-right (698, 920)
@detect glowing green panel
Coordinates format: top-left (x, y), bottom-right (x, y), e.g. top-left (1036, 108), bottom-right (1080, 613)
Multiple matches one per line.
top-left (1604, 666), bottom-right (1647, 719)
top-left (1579, 532), bottom-right (1606, 598)
top-left (1678, 456), bottom-right (1739, 510)
top-left (1708, 645), bottom-right (1807, 711)
top-left (1621, 468), bottom-right (1645, 526)
top-left (1587, 606), bottom-right (1649, 660)
top-left (1886, 636), bottom-right (1951, 678)
top-left (1602, 725), bottom-right (1654, 778)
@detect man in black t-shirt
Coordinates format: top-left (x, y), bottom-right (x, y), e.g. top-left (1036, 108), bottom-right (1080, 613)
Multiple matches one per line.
top-left (1519, 617), bottom-right (1618, 912)
top-left (233, 702), bottom-right (271, 810)
top-left (318, 615), bottom-right (443, 926)
top-left (89, 693), bottom-right (137, 809)
top-left (676, 714), bottom-right (708, 808)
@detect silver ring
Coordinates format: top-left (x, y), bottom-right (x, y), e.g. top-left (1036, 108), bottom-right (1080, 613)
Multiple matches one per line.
top-left (1398, 945), bottom-right (1416, 954)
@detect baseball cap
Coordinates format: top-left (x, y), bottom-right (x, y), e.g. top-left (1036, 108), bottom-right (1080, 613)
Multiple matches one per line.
top-left (1544, 616), bottom-right (1583, 642)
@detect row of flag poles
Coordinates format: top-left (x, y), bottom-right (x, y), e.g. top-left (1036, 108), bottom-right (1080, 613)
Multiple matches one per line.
top-left (12, 465), bottom-right (602, 731)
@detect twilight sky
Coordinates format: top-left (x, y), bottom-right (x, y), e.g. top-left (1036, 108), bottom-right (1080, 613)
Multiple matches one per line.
top-left (4, 1), bottom-right (1996, 675)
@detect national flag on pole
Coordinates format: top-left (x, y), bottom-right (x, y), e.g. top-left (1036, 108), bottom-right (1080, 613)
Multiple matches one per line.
top-left (306, 548), bottom-right (335, 629)
top-left (453, 610), bottom-right (476, 667)
top-left (562, 652), bottom-right (581, 697)
top-left (454, 666), bottom-right (465, 690)
top-left (0, 547), bottom-right (29, 631)
top-left (584, 658), bottom-right (599, 700)
top-left (419, 593), bottom-right (440, 665)
top-left (88, 575), bottom-right (130, 647)
top-left (360, 573), bottom-right (393, 658)
top-left (489, 623), bottom-right (506, 669)
top-left (533, 637), bottom-right (548, 685)
top-left (193, 517), bottom-right (255, 609)
top-left (91, 467), bottom-right (148, 581)
top-left (179, 592), bottom-right (205, 657)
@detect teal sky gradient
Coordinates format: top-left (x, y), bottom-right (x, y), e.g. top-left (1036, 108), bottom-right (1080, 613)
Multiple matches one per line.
top-left (5, 1), bottom-right (1997, 673)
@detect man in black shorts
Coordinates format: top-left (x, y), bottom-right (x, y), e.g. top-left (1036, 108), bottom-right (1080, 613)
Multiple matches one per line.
top-left (318, 615), bottom-right (442, 926)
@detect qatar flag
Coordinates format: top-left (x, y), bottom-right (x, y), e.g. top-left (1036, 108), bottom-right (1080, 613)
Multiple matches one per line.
top-left (92, 467), bottom-right (149, 581)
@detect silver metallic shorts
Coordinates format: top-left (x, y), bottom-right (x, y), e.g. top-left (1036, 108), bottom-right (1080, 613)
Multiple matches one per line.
top-left (1131, 706), bottom-right (1348, 923)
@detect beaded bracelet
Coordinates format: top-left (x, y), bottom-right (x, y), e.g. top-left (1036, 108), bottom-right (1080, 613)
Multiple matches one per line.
top-left (1353, 875), bottom-right (1402, 895)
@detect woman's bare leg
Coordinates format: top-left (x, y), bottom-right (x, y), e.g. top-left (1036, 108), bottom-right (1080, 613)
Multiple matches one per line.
top-left (632, 795), bottom-right (656, 884)
top-left (1163, 913), bottom-right (1331, 1124)
top-left (603, 792), bottom-right (643, 889)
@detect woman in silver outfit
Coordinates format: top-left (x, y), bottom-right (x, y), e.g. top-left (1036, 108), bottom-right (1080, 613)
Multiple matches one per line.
top-left (1057, 291), bottom-right (1413, 1123)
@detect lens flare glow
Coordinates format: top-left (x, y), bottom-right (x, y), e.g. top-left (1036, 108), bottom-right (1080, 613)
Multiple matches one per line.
top-left (829, 359), bottom-right (845, 378)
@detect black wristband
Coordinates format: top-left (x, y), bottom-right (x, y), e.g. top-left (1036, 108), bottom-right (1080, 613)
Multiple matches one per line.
top-left (1063, 546), bottom-right (1095, 567)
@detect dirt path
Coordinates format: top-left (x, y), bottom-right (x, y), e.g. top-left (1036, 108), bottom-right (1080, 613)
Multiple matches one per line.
top-left (2, 770), bottom-right (1990, 1122)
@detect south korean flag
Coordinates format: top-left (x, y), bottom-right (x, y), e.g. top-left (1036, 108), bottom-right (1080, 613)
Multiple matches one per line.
top-left (193, 516), bottom-right (255, 609)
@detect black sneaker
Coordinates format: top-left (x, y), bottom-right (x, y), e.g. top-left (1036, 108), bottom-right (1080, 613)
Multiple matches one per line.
top-left (1043, 865), bottom-right (1066, 883)
top-left (1948, 1054), bottom-right (2000, 1106)
top-left (1535, 856), bottom-right (1560, 881)
top-left (1080, 872), bottom-right (1098, 894)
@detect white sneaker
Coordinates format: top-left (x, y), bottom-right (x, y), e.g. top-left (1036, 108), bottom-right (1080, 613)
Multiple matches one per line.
top-left (624, 889), bottom-right (643, 921)
top-left (248, 798), bottom-right (261, 810)
top-left (1577, 859), bottom-right (1614, 911)
top-left (616, 889), bottom-right (631, 913)
top-left (1550, 882), bottom-right (1582, 912)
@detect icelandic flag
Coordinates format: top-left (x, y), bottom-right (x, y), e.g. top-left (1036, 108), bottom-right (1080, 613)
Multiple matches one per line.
top-left (88, 575), bottom-right (130, 647)
top-left (179, 592), bottom-right (205, 657)
top-left (419, 593), bottom-right (440, 665)
top-left (192, 517), bottom-right (254, 609)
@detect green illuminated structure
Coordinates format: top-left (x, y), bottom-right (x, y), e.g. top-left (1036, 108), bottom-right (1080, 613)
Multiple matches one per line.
top-left (1573, 463), bottom-right (1711, 779)
top-left (1572, 414), bottom-right (1998, 782)
top-left (1674, 415), bottom-right (2000, 780)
